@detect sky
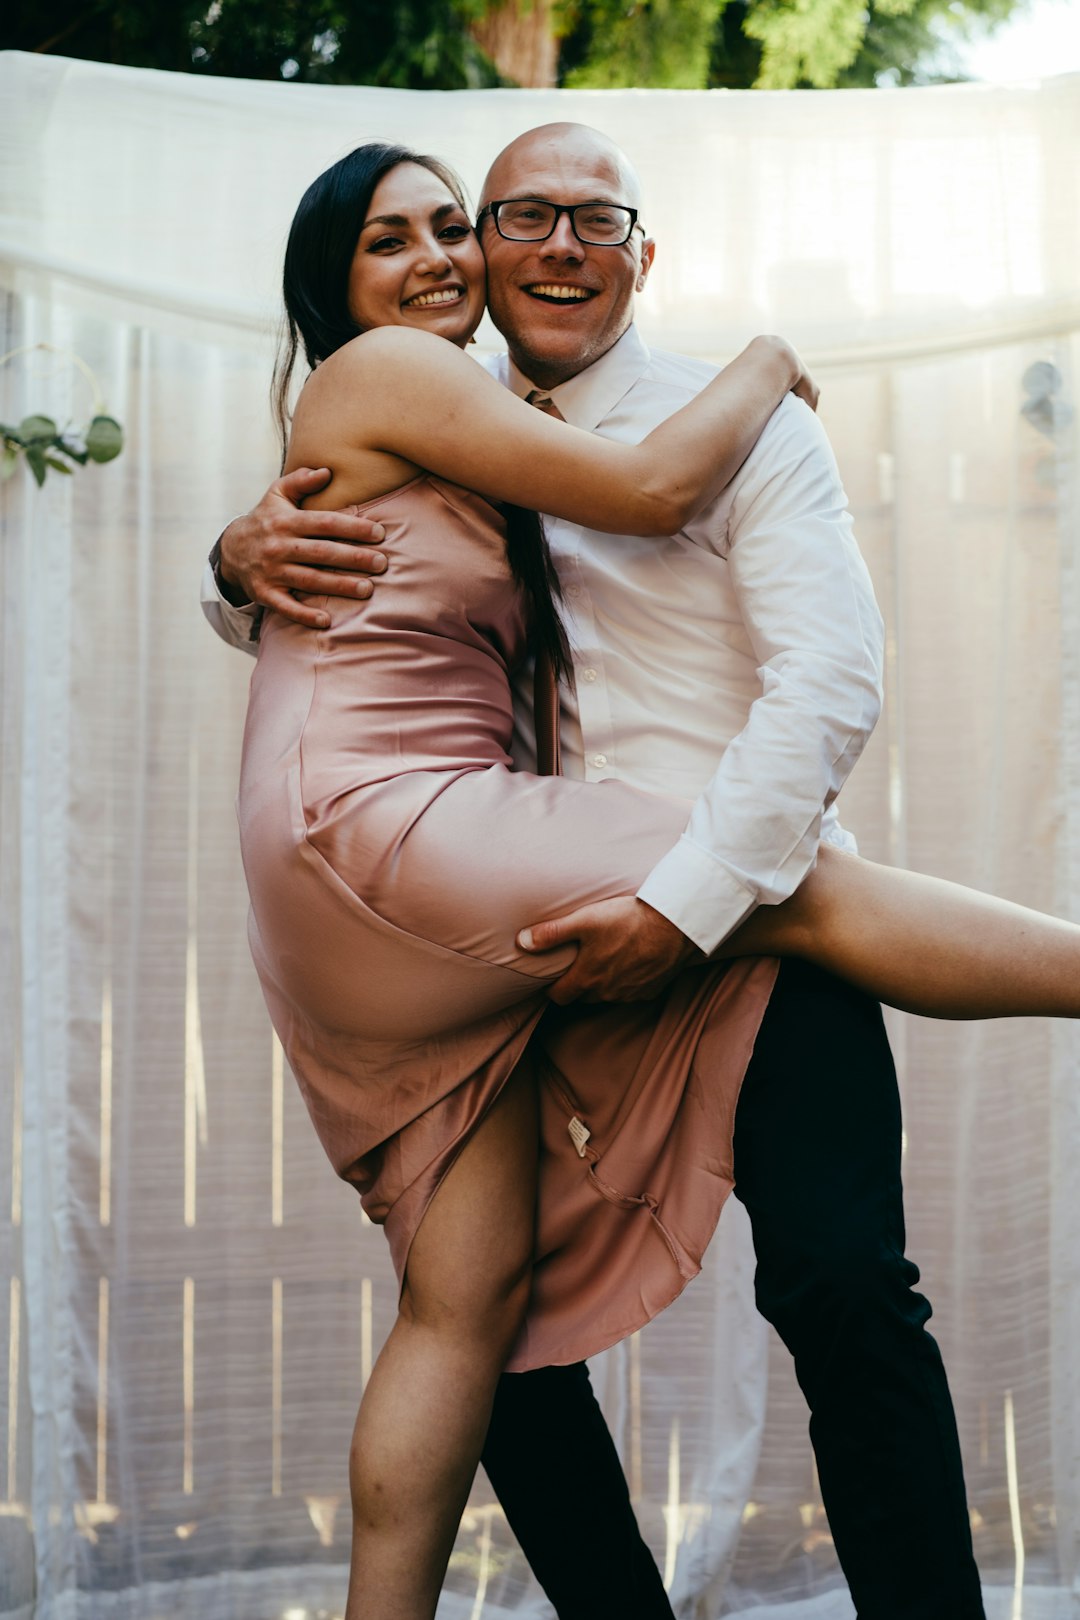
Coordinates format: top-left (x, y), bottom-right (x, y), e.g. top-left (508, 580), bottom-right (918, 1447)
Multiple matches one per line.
top-left (955, 0), bottom-right (1080, 80)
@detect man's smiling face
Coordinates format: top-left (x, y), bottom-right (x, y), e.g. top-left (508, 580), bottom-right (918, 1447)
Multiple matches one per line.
top-left (479, 124), bottom-right (655, 390)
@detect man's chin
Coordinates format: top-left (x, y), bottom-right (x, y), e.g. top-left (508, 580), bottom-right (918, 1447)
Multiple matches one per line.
top-left (501, 323), bottom-right (607, 381)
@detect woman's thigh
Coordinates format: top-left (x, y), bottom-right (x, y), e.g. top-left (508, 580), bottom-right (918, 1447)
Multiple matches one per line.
top-left (327, 766), bottom-right (689, 979)
top-left (401, 1060), bottom-right (539, 1336)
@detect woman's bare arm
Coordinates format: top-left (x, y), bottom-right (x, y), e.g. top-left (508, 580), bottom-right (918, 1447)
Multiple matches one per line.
top-left (288, 326), bottom-right (806, 535)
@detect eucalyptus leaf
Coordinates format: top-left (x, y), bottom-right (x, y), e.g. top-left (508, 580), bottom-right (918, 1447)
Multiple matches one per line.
top-left (19, 414), bottom-right (58, 443)
top-left (25, 446), bottom-right (47, 487)
top-left (45, 455), bottom-right (74, 475)
top-left (0, 448), bottom-right (17, 482)
top-left (60, 431), bottom-right (89, 462)
top-left (85, 416), bottom-right (124, 464)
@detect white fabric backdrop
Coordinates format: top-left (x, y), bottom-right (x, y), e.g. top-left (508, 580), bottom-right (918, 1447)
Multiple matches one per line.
top-left (1, 50), bottom-right (1079, 1620)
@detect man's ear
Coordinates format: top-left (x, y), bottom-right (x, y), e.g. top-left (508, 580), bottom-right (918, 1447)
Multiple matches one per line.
top-left (636, 237), bottom-right (656, 293)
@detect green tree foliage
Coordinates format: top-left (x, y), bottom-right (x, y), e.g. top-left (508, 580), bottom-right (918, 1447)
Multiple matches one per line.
top-left (192, 0), bottom-right (507, 84)
top-left (4, 0), bottom-right (507, 86)
top-left (2, 0), bottom-right (1027, 87)
top-left (557, 0), bottom-right (725, 88)
top-left (557, 0), bottom-right (1027, 89)
top-left (743, 0), bottom-right (880, 88)
top-left (833, 0), bottom-right (1022, 87)
top-left (9, 0), bottom-right (196, 72)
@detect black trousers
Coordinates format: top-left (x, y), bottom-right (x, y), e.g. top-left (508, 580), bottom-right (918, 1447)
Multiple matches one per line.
top-left (481, 960), bottom-right (986, 1619)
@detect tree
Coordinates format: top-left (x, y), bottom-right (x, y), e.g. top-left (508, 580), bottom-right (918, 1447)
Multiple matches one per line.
top-left (473, 0), bottom-right (559, 87)
top-left (4, 0), bottom-right (508, 86)
top-left (831, 0), bottom-right (1022, 88)
top-left (1, 0), bottom-right (1029, 88)
top-left (558, 0), bottom-right (726, 89)
top-left (559, 0), bottom-right (1028, 89)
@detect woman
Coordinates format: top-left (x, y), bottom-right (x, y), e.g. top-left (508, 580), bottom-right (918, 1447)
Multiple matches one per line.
top-left (239, 141), bottom-right (1080, 1619)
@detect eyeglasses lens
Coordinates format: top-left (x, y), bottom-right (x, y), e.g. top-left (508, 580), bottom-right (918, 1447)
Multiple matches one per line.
top-left (496, 202), bottom-right (633, 245)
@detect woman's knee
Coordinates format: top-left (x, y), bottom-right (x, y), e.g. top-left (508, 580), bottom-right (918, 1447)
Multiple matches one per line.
top-left (781, 844), bottom-right (850, 951)
top-left (396, 1066), bottom-right (537, 1356)
top-left (400, 1244), bottom-right (533, 1359)
top-left (725, 847), bottom-right (848, 959)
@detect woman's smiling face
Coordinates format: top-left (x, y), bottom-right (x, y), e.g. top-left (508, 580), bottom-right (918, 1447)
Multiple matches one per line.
top-left (347, 162), bottom-right (487, 347)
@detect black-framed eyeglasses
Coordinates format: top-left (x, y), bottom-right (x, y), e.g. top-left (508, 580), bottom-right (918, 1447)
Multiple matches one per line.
top-left (476, 199), bottom-right (642, 246)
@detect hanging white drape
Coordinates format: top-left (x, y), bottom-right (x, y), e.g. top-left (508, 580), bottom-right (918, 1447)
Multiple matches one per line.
top-left (1, 50), bottom-right (1079, 1620)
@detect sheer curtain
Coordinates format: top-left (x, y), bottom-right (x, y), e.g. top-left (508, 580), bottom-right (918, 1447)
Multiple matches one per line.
top-left (1, 51), bottom-right (1078, 1619)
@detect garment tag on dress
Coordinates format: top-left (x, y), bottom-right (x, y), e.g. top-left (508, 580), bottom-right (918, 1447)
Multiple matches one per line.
top-left (568, 1116), bottom-right (591, 1158)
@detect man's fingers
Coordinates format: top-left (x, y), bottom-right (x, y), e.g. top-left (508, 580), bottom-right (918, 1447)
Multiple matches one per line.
top-left (261, 587), bottom-right (331, 629)
top-left (518, 916), bottom-right (582, 952)
top-left (282, 568), bottom-right (376, 598)
top-left (546, 971), bottom-right (586, 1007)
top-left (284, 560), bottom-right (386, 592)
top-left (518, 904), bottom-right (605, 952)
top-left (272, 466), bottom-right (333, 501)
top-left (291, 511), bottom-right (387, 546)
top-left (282, 537), bottom-right (387, 572)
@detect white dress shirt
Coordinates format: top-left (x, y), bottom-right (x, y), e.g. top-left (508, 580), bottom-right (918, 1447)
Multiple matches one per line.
top-left (201, 324), bottom-right (883, 953)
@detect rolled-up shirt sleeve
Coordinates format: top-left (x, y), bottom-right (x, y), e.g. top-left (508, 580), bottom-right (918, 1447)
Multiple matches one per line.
top-left (635, 400), bottom-right (883, 953)
top-left (200, 557), bottom-right (260, 655)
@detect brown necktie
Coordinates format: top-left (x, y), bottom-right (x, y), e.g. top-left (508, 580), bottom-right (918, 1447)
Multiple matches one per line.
top-left (526, 388), bottom-right (564, 777)
top-left (526, 388), bottom-right (566, 422)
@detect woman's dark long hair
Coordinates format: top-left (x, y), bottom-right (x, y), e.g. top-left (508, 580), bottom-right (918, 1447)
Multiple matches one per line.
top-left (273, 141), bottom-right (570, 682)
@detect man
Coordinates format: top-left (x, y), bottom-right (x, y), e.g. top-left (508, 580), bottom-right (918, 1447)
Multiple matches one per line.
top-left (204, 123), bottom-right (985, 1617)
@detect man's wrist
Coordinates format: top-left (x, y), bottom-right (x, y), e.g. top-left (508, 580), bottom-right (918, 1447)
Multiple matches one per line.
top-left (209, 530), bottom-right (252, 608)
top-left (637, 839), bottom-right (758, 956)
top-left (643, 901), bottom-right (703, 967)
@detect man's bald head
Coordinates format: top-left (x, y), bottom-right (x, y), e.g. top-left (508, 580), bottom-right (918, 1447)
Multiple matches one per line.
top-left (477, 121), bottom-right (654, 389)
top-left (481, 122), bottom-right (643, 213)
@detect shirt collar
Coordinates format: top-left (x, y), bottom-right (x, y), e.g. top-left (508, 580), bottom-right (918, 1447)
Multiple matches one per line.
top-left (505, 324), bottom-right (651, 432)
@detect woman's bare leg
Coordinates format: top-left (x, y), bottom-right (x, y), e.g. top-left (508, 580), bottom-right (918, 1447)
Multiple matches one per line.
top-left (727, 845), bottom-right (1080, 1019)
top-left (344, 1065), bottom-right (538, 1620)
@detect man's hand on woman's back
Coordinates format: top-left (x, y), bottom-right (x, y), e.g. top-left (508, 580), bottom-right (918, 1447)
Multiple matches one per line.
top-left (217, 467), bottom-right (389, 629)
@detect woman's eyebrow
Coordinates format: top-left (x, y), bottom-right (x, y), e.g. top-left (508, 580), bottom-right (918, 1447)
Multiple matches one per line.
top-left (362, 203), bottom-right (460, 230)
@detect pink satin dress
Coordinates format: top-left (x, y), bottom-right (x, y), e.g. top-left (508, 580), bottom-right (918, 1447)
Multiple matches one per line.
top-left (238, 473), bottom-right (777, 1371)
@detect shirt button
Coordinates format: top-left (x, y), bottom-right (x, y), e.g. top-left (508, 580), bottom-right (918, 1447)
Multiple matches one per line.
top-left (592, 753), bottom-right (608, 768)
top-left (580, 667), bottom-right (598, 683)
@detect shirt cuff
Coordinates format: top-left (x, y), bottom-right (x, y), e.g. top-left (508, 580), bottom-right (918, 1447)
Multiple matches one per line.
top-left (636, 837), bottom-right (760, 956)
top-left (200, 559), bottom-right (260, 648)
top-left (220, 594), bottom-right (261, 645)
top-left (821, 815), bottom-right (857, 856)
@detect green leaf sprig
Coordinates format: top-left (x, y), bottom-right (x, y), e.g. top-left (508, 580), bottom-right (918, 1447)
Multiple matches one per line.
top-left (1, 413), bottom-right (124, 487)
top-left (0, 345), bottom-right (125, 489)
